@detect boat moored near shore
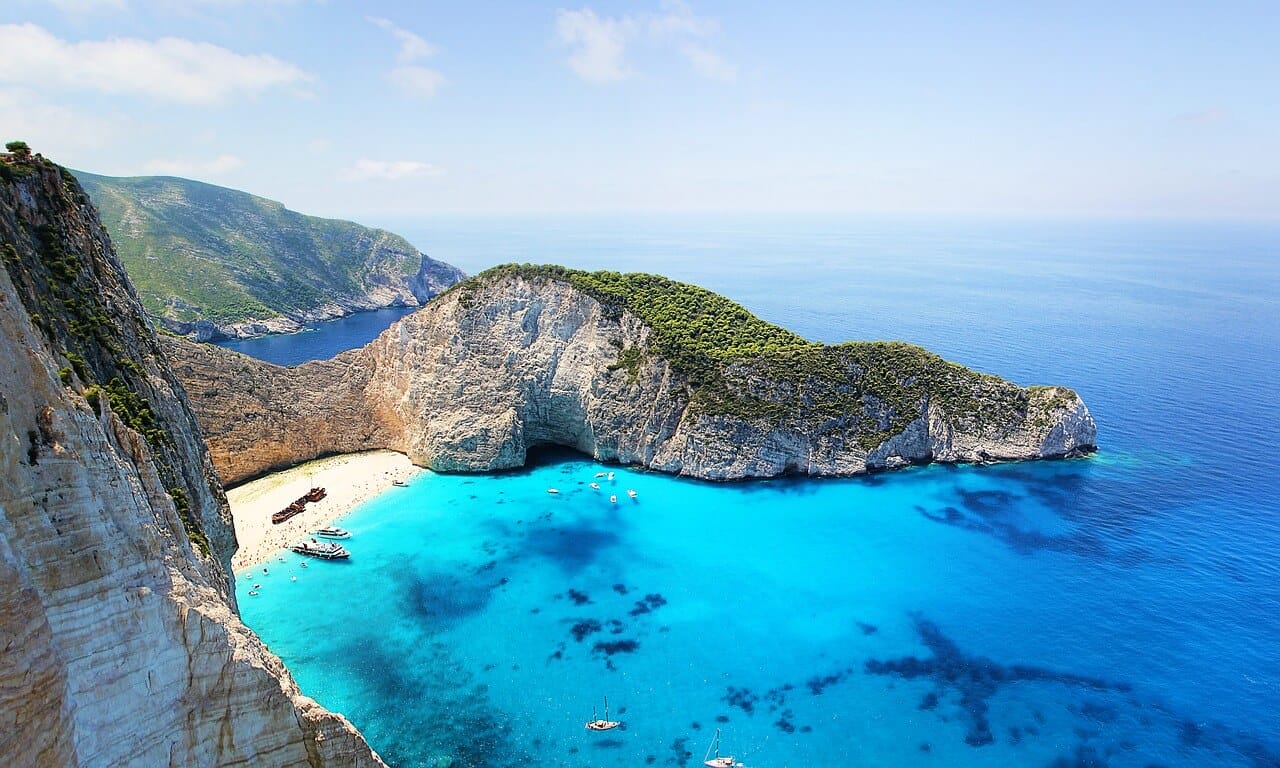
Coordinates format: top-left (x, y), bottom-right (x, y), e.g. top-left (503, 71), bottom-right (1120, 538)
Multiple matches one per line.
top-left (313, 526), bottom-right (351, 539)
top-left (291, 539), bottom-right (350, 559)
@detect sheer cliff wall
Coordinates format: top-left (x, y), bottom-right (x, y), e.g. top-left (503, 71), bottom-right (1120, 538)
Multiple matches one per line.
top-left (0, 154), bottom-right (385, 767)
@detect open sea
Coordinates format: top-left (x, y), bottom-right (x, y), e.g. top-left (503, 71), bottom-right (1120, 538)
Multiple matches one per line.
top-left (233, 215), bottom-right (1280, 767)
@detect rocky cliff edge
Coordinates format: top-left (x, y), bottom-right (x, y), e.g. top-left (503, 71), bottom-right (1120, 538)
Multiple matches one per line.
top-left (0, 150), bottom-right (385, 767)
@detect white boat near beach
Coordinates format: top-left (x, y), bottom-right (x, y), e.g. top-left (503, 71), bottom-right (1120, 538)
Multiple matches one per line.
top-left (290, 539), bottom-right (350, 560)
top-left (313, 526), bottom-right (350, 539)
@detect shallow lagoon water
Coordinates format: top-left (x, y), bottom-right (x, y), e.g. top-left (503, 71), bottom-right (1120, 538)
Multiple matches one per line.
top-left (236, 216), bottom-right (1280, 767)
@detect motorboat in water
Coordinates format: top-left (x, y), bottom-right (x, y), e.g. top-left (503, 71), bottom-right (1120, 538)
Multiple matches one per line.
top-left (610, 495), bottom-right (617, 504)
top-left (313, 526), bottom-right (351, 539)
top-left (626, 489), bottom-right (637, 498)
top-left (290, 539), bottom-right (350, 560)
top-left (584, 696), bottom-right (621, 731)
top-left (589, 482), bottom-right (601, 490)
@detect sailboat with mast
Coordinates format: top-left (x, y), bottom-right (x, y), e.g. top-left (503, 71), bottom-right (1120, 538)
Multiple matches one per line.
top-left (703, 728), bottom-right (743, 767)
top-left (584, 695), bottom-right (621, 731)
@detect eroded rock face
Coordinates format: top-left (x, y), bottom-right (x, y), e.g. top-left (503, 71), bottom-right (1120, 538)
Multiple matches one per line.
top-left (0, 156), bottom-right (384, 767)
top-left (167, 271), bottom-right (1095, 486)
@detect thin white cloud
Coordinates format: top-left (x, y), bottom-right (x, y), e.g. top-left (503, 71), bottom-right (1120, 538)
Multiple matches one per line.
top-left (367, 16), bottom-right (446, 99)
top-left (0, 86), bottom-right (130, 152)
top-left (555, 2), bottom-right (733, 84)
top-left (36, 0), bottom-right (127, 12)
top-left (681, 43), bottom-right (735, 82)
top-left (646, 0), bottom-right (716, 39)
top-left (389, 65), bottom-right (446, 99)
top-left (29, 0), bottom-right (307, 11)
top-left (556, 8), bottom-right (634, 83)
top-left (367, 16), bottom-right (439, 64)
top-left (342, 159), bottom-right (444, 181)
top-left (142, 154), bottom-right (243, 176)
top-left (0, 23), bottom-right (310, 106)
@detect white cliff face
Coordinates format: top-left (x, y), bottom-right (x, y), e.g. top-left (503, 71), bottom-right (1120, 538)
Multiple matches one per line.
top-left (170, 272), bottom-right (1096, 486)
top-left (0, 159), bottom-right (385, 768)
top-left (362, 276), bottom-right (1095, 479)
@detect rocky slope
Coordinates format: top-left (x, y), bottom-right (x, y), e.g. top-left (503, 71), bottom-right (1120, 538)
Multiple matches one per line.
top-left (0, 148), bottom-right (385, 767)
top-left (76, 171), bottom-right (465, 340)
top-left (165, 266), bottom-right (1096, 486)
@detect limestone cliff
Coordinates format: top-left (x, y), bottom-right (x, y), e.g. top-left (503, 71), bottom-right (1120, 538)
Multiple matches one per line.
top-left (0, 149), bottom-right (385, 767)
top-left (165, 265), bottom-right (1096, 486)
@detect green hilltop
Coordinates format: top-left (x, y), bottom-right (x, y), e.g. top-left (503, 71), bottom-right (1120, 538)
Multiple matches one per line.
top-left (463, 264), bottom-right (1072, 449)
top-left (75, 171), bottom-right (463, 332)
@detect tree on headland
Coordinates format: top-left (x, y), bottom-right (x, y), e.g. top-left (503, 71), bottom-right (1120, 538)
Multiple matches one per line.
top-left (4, 140), bottom-right (32, 160)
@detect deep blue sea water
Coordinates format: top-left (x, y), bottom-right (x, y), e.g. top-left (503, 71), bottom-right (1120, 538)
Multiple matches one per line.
top-left (213, 307), bottom-right (418, 366)
top-left (234, 216), bottom-right (1280, 767)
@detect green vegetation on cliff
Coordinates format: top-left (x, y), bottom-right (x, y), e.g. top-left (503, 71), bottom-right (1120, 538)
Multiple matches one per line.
top-left (74, 171), bottom-right (462, 328)
top-left (1, 151), bottom-right (212, 554)
top-left (465, 264), bottom-right (1075, 449)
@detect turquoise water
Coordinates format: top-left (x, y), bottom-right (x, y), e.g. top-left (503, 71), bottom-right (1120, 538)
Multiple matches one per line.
top-left (236, 216), bottom-right (1280, 767)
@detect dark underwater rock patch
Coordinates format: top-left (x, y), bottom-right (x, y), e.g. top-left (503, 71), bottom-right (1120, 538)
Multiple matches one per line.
top-left (522, 521), bottom-right (621, 573)
top-left (806, 670), bottom-right (852, 696)
top-left (570, 619), bottom-right (602, 642)
top-left (667, 736), bottom-right (692, 766)
top-left (723, 686), bottom-right (760, 715)
top-left (629, 593), bottom-right (668, 616)
top-left (567, 588), bottom-right (592, 605)
top-left (864, 614), bottom-right (1127, 748)
top-left (593, 639), bottom-right (639, 656)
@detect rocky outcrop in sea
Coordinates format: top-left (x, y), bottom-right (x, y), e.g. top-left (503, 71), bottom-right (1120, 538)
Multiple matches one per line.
top-left (166, 266), bottom-right (1096, 486)
top-left (0, 151), bottom-right (385, 767)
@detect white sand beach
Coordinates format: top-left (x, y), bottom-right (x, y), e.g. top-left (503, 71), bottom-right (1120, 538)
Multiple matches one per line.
top-left (226, 449), bottom-right (423, 571)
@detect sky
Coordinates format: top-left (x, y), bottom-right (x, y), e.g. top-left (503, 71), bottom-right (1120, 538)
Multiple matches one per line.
top-left (0, 0), bottom-right (1277, 219)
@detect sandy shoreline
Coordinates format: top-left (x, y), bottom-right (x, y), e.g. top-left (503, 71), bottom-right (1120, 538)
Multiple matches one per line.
top-left (226, 450), bottom-right (423, 571)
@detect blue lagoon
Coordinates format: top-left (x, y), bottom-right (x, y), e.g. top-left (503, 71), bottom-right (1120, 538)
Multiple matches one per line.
top-left (235, 216), bottom-right (1280, 767)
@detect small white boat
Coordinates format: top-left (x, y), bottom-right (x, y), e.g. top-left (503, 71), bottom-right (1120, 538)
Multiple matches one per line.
top-left (299, 562), bottom-right (308, 568)
top-left (589, 482), bottom-right (601, 490)
top-left (594, 472), bottom-right (607, 478)
top-left (584, 696), bottom-right (621, 731)
top-left (608, 472), bottom-right (615, 481)
top-left (313, 526), bottom-right (351, 539)
top-left (291, 539), bottom-right (350, 560)
top-left (610, 495), bottom-right (617, 504)
top-left (248, 590), bottom-right (259, 596)
top-left (547, 488), bottom-right (560, 494)
top-left (392, 479), bottom-right (409, 487)
top-left (703, 729), bottom-right (742, 767)
top-left (290, 576), bottom-right (297, 582)
top-left (627, 489), bottom-right (637, 498)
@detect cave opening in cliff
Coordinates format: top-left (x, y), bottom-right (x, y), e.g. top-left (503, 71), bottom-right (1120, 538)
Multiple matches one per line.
top-left (524, 443), bottom-right (593, 469)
